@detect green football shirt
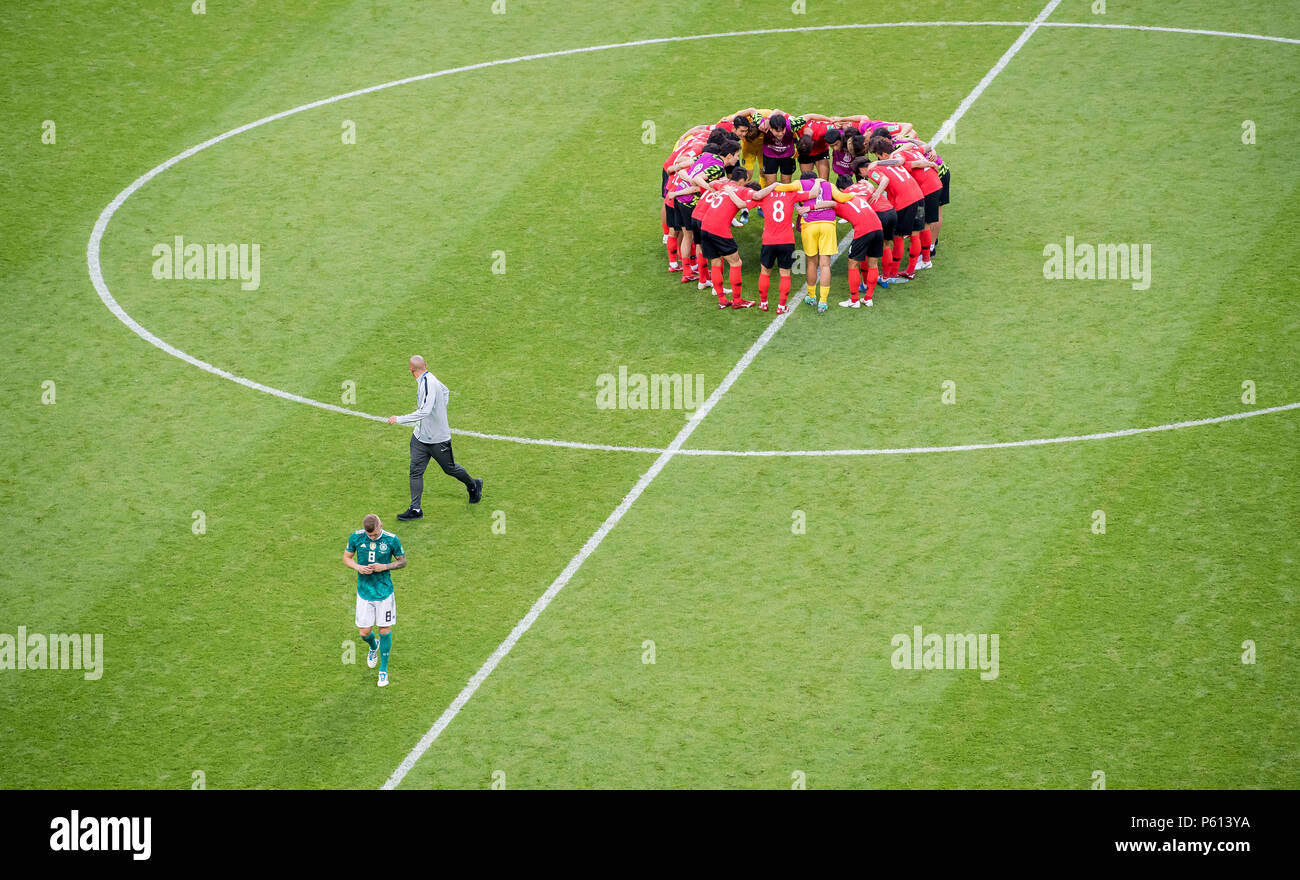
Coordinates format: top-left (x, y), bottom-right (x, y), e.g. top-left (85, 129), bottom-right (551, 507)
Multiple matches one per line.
top-left (346, 529), bottom-right (404, 601)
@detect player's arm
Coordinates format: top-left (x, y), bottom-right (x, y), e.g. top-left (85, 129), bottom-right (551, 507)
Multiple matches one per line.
top-left (828, 184), bottom-right (855, 203)
top-left (773, 182), bottom-right (802, 192)
top-left (905, 155), bottom-right (938, 170)
top-left (801, 112), bottom-right (832, 122)
top-left (378, 555), bottom-right (406, 573)
top-left (344, 549), bottom-right (373, 575)
top-left (391, 386), bottom-right (436, 426)
top-left (725, 189), bottom-right (750, 209)
top-left (751, 182), bottom-right (781, 199)
top-left (665, 183), bottom-right (699, 200)
top-left (686, 171), bottom-right (714, 190)
top-left (665, 156), bottom-right (696, 173)
top-left (871, 157), bottom-right (904, 168)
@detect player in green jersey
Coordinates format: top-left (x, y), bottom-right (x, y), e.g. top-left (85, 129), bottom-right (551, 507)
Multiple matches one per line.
top-left (343, 514), bottom-right (406, 687)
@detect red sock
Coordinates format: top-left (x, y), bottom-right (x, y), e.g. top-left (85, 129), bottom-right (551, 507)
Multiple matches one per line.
top-left (847, 264), bottom-right (860, 303)
top-left (920, 228), bottom-right (932, 261)
top-left (711, 264), bottom-right (726, 303)
top-left (892, 236), bottom-right (904, 266)
top-left (666, 235), bottom-right (679, 264)
top-left (729, 265), bottom-right (743, 303)
top-left (759, 273), bottom-right (770, 304)
top-left (661, 218), bottom-right (669, 235)
top-left (779, 275), bottom-right (790, 307)
top-left (864, 265), bottom-right (878, 301)
top-left (697, 250), bottom-right (708, 280)
top-left (906, 234), bottom-right (920, 274)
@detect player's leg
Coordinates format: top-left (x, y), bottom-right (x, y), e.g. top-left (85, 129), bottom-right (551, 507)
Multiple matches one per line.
top-left (777, 255), bottom-right (793, 313)
top-left (356, 599), bottom-right (379, 669)
top-left (432, 440), bottom-right (480, 502)
top-left (891, 203), bottom-right (915, 283)
top-left (780, 156), bottom-right (794, 185)
top-left (678, 204), bottom-right (696, 283)
top-left (758, 248), bottom-right (774, 310)
top-left (374, 595), bottom-right (395, 686)
top-left (861, 231), bottom-right (884, 304)
top-left (664, 198), bottom-right (681, 271)
top-left (876, 209), bottom-right (897, 285)
top-left (376, 626), bottom-right (392, 683)
top-left (904, 202), bottom-right (925, 277)
top-left (816, 155), bottom-right (830, 181)
top-left (843, 256), bottom-right (862, 307)
top-left (817, 252), bottom-right (833, 312)
top-left (725, 250), bottom-right (750, 308)
top-left (402, 435), bottom-right (431, 519)
top-left (917, 192), bottom-right (939, 269)
top-left (692, 217), bottom-right (710, 289)
top-left (801, 224), bottom-right (818, 305)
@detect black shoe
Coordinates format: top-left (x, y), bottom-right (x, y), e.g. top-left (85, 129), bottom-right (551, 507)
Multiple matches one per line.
top-left (396, 507), bottom-right (423, 521)
top-left (468, 478), bottom-right (483, 504)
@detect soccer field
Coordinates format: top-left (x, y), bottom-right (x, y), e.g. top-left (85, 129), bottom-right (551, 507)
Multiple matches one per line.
top-left (2, 0), bottom-right (1298, 790)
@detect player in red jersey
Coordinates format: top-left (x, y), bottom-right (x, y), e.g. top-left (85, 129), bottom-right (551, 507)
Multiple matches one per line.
top-left (849, 156), bottom-right (898, 285)
top-left (673, 137), bottom-right (741, 286)
top-left (661, 140), bottom-right (703, 271)
top-left (791, 114), bottom-right (835, 179)
top-left (867, 136), bottom-right (924, 283)
top-left (749, 182), bottom-right (816, 313)
top-left (878, 139), bottom-right (942, 272)
top-left (891, 135), bottom-right (949, 265)
top-left (662, 164), bottom-right (698, 274)
top-left (687, 152), bottom-right (744, 291)
top-left (698, 177), bottom-right (779, 310)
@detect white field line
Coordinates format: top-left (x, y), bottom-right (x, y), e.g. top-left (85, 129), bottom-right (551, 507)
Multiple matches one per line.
top-left (679, 402), bottom-right (1300, 457)
top-left (87, 15), bottom-right (1297, 456)
top-left (1039, 21), bottom-right (1300, 45)
top-left (379, 0), bottom-right (1065, 790)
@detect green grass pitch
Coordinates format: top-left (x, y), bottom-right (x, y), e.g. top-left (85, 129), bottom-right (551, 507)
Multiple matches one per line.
top-left (1, 0), bottom-right (1297, 789)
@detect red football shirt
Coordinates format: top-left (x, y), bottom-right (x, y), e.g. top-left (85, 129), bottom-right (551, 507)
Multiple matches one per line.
top-left (854, 174), bottom-right (893, 212)
top-left (663, 140), bottom-right (699, 172)
top-left (896, 147), bottom-right (942, 196)
top-left (795, 119), bottom-right (832, 153)
top-left (699, 185), bottom-right (754, 237)
top-left (693, 178), bottom-right (737, 222)
top-left (755, 190), bottom-right (813, 245)
top-left (834, 194), bottom-right (883, 236)
top-left (877, 162), bottom-right (922, 209)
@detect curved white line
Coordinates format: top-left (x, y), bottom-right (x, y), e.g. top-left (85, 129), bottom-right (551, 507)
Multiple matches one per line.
top-left (89, 19), bottom-right (1300, 462)
top-left (680, 402), bottom-right (1300, 457)
top-left (1039, 21), bottom-right (1300, 45)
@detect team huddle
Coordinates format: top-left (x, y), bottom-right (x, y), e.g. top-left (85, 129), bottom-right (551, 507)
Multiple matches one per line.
top-left (659, 108), bottom-right (950, 313)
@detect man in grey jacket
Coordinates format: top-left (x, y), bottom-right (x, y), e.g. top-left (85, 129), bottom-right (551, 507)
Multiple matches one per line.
top-left (388, 355), bottom-right (483, 519)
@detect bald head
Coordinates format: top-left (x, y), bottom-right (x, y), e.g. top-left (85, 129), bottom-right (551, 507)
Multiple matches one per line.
top-left (408, 355), bottom-right (427, 378)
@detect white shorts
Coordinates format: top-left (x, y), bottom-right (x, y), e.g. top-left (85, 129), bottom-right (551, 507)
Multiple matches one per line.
top-left (356, 593), bottom-right (396, 629)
